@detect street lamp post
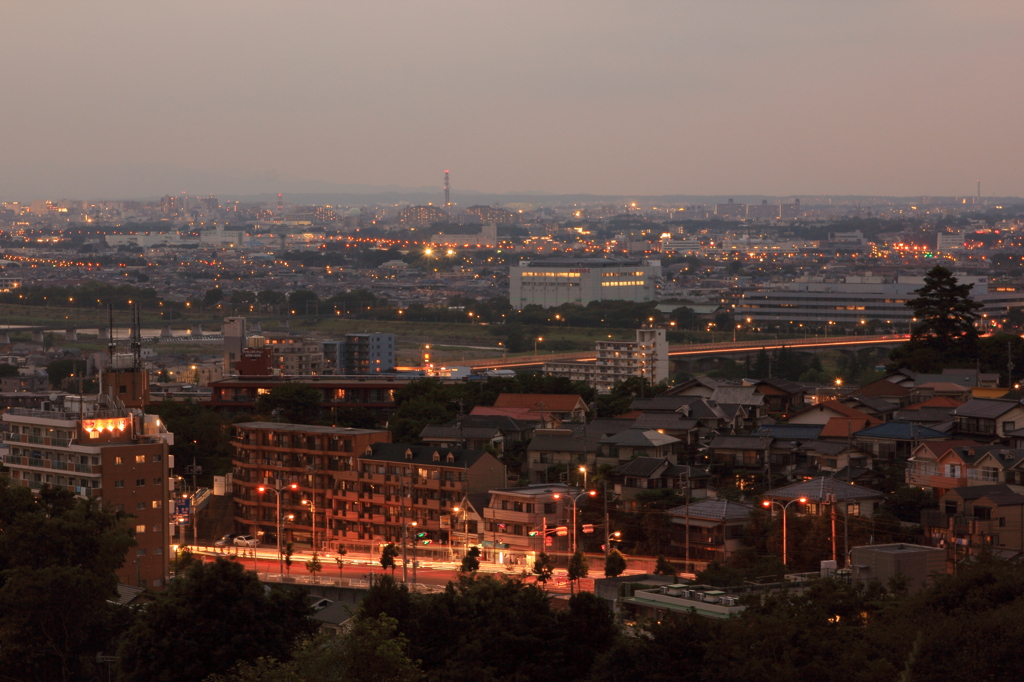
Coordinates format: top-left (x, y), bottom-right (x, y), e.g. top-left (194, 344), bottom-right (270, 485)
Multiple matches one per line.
top-left (762, 496), bottom-right (808, 567)
top-left (410, 521), bottom-right (418, 584)
top-left (553, 489), bottom-right (597, 555)
top-left (534, 336), bottom-right (543, 356)
top-left (451, 506), bottom-right (470, 560)
top-left (257, 481), bottom-right (299, 575)
top-left (301, 498), bottom-right (317, 553)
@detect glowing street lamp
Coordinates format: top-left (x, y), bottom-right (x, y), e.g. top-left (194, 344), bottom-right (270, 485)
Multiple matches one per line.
top-left (257, 481), bottom-right (299, 575)
top-left (553, 489), bottom-right (597, 554)
top-left (762, 496), bottom-right (807, 567)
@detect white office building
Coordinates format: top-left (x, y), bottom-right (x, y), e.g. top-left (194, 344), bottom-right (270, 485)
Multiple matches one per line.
top-left (737, 275), bottom-right (1024, 328)
top-left (509, 259), bottom-right (661, 309)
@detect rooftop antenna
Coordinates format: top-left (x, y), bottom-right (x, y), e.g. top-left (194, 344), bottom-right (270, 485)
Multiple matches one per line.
top-left (107, 304), bottom-right (117, 361)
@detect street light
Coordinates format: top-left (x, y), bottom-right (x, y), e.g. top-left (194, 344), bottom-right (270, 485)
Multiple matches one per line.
top-left (452, 506), bottom-right (468, 559)
top-left (762, 496), bottom-right (808, 567)
top-left (534, 336), bottom-right (543, 356)
top-left (257, 481), bottom-right (299, 575)
top-left (301, 498), bottom-right (318, 552)
top-left (606, 530), bottom-right (622, 551)
top-left (553, 489), bottom-right (597, 555)
top-left (578, 465), bottom-right (588, 490)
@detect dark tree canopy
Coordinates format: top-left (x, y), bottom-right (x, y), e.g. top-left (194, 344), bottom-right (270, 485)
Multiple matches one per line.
top-left (907, 265), bottom-right (983, 347)
top-left (0, 480), bottom-right (135, 682)
top-left (116, 557), bottom-right (314, 682)
top-left (254, 382), bottom-right (324, 424)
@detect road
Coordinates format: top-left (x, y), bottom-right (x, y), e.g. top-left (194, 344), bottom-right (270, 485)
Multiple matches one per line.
top-left (184, 545), bottom-right (643, 594)
top-left (467, 333), bottom-right (908, 370)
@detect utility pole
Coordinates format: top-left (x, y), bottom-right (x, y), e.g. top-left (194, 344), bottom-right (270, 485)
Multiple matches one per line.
top-left (684, 468), bottom-right (691, 573)
top-left (1009, 340), bottom-right (1014, 389)
top-left (603, 479), bottom-right (610, 558)
top-left (401, 476), bottom-right (408, 583)
top-left (845, 421), bottom-right (852, 567)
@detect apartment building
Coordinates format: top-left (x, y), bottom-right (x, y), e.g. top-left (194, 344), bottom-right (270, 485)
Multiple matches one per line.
top-left (480, 484), bottom-right (573, 565)
top-left (544, 327), bottom-right (669, 391)
top-left (232, 423), bottom-right (391, 550)
top-left (231, 425), bottom-right (504, 557)
top-left (1, 392), bottom-right (173, 589)
top-left (263, 333), bottom-right (325, 375)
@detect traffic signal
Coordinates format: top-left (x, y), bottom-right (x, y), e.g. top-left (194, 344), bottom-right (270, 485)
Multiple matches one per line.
top-left (421, 539), bottom-right (432, 545)
top-left (498, 523), bottom-right (507, 530)
top-left (528, 530), bottom-right (539, 537)
top-left (416, 532), bottom-right (426, 539)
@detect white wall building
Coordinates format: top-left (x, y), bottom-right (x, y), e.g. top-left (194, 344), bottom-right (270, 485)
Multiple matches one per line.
top-left (509, 259), bottom-right (661, 309)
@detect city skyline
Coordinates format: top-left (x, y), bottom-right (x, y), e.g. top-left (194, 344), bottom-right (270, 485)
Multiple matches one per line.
top-left (2, 1), bottom-right (1022, 199)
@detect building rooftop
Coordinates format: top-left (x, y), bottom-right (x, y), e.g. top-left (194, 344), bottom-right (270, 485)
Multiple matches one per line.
top-left (234, 422), bottom-right (385, 435)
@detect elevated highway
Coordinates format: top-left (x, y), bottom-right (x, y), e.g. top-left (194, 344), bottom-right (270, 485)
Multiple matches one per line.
top-left (467, 334), bottom-right (908, 372)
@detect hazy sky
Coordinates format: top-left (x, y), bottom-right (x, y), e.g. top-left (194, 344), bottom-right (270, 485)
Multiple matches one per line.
top-left (2, 1), bottom-right (1023, 200)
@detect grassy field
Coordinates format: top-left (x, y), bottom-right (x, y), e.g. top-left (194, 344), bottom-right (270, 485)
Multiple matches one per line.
top-left (0, 303), bottom-right (802, 365)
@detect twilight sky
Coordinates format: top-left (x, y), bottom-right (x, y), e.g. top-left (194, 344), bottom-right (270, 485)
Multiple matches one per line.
top-left (2, 1), bottom-right (1022, 200)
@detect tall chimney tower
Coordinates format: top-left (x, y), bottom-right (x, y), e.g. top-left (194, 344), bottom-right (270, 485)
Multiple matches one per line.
top-left (444, 170), bottom-right (450, 212)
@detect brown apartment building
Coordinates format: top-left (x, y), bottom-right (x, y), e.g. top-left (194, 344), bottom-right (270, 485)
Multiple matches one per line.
top-left (231, 424), bottom-right (505, 557)
top-left (1, 392), bottom-right (173, 589)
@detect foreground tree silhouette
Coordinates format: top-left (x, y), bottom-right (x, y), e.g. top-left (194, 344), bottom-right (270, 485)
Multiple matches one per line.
top-left (380, 543), bottom-right (400, 576)
top-left (604, 549), bottom-right (628, 578)
top-left (116, 558), bottom-right (313, 682)
top-left (0, 482), bottom-right (135, 682)
top-left (567, 549), bottom-right (589, 594)
top-left (532, 551), bottom-right (555, 588)
top-left (460, 546), bottom-right (481, 573)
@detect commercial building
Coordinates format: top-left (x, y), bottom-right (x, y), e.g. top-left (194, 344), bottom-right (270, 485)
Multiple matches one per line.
top-left (509, 258), bottom-right (661, 309)
top-left (737, 275), bottom-right (1024, 329)
top-left (1, 390), bottom-right (174, 589)
top-left (479, 484), bottom-right (573, 566)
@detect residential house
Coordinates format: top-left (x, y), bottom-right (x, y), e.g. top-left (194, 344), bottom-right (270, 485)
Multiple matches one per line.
top-left (612, 458), bottom-right (709, 506)
top-left (630, 412), bottom-right (700, 445)
top-left (853, 421), bottom-right (949, 463)
top-left (662, 377), bottom-right (721, 398)
top-left (525, 427), bottom-right (600, 484)
top-left (599, 430), bottom-right (682, 466)
top-left (798, 440), bottom-right (874, 474)
top-left (710, 386), bottom-right (767, 423)
top-left (838, 394), bottom-right (898, 422)
top-left (764, 477), bottom-right (885, 518)
top-left (951, 399), bottom-right (1024, 440)
top-left (665, 498), bottom-right (756, 563)
top-left (905, 440), bottom-right (983, 494)
top-left (788, 400), bottom-right (882, 427)
top-left (922, 485), bottom-right (1024, 565)
top-left (420, 415), bottom-right (535, 453)
top-left (754, 377), bottom-right (807, 415)
top-left (420, 423), bottom-right (504, 452)
top-left (708, 435), bottom-right (775, 472)
top-left (492, 393), bottom-right (589, 423)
